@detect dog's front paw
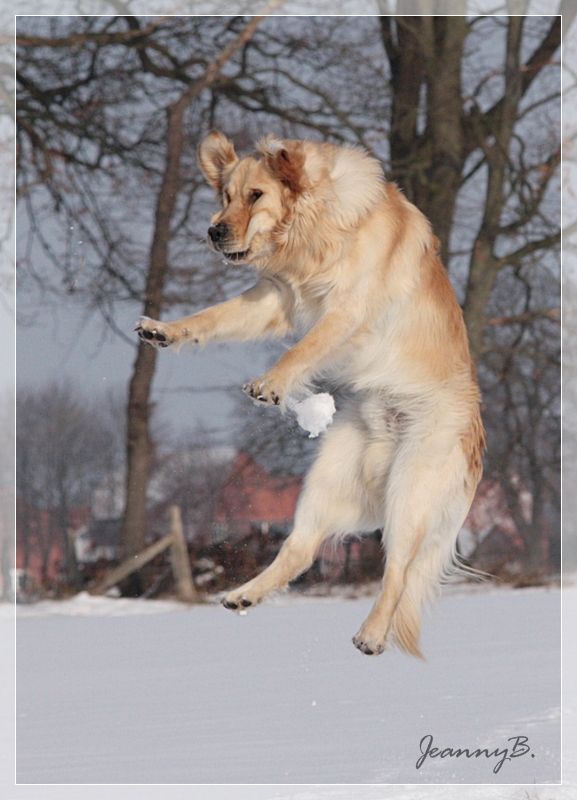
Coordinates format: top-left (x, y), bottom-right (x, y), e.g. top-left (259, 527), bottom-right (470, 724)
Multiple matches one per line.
top-left (243, 376), bottom-right (282, 406)
top-left (135, 317), bottom-right (173, 349)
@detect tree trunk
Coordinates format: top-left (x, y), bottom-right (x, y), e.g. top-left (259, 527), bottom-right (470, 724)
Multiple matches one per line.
top-left (381, 16), bottom-right (468, 265)
top-left (119, 11), bottom-right (280, 581)
top-left (380, 15), bottom-right (559, 362)
top-left (422, 16), bottom-right (467, 266)
top-left (120, 98), bottom-right (188, 567)
top-left (462, 15), bottom-right (524, 362)
top-left (65, 527), bottom-right (82, 592)
top-left (58, 496), bottom-right (79, 590)
top-left (462, 240), bottom-right (501, 364)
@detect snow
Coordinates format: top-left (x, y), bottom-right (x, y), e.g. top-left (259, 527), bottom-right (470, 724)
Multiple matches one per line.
top-left (13, 591), bottom-right (187, 618)
top-left (7, 581), bottom-right (565, 789)
top-left (287, 392), bottom-right (336, 437)
top-left (0, 580), bottom-right (573, 799)
top-left (15, 586), bottom-right (561, 784)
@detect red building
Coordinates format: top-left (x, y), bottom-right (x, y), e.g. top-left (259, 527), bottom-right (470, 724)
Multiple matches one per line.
top-left (212, 453), bottom-right (302, 540)
top-left (16, 500), bottom-right (90, 586)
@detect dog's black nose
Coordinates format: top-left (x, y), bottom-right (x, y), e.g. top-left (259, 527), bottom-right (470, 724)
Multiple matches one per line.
top-left (208, 222), bottom-right (229, 243)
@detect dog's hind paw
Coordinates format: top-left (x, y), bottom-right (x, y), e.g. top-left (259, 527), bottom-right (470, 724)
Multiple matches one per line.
top-left (222, 597), bottom-right (252, 610)
top-left (352, 633), bottom-right (386, 656)
top-left (222, 580), bottom-right (267, 611)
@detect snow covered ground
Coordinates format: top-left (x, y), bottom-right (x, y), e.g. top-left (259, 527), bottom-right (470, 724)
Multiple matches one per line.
top-left (0, 579), bottom-right (573, 799)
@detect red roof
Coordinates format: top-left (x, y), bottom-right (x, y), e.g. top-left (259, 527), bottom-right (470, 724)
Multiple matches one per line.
top-left (214, 453), bottom-right (301, 524)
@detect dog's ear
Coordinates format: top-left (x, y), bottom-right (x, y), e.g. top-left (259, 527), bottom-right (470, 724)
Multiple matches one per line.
top-left (260, 138), bottom-right (307, 195)
top-left (198, 131), bottom-right (239, 194)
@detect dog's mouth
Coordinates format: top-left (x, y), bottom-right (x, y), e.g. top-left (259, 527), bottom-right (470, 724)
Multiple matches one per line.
top-left (223, 249), bottom-right (250, 262)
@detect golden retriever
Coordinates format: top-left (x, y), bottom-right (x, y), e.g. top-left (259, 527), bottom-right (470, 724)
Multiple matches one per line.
top-left (136, 131), bottom-right (485, 658)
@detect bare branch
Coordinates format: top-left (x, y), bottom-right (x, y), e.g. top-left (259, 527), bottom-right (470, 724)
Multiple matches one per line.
top-left (486, 309), bottom-right (560, 326)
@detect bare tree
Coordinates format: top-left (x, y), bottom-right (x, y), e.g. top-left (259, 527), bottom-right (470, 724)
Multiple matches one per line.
top-left (220, 14), bottom-right (561, 573)
top-left (120, 8), bottom-right (282, 574)
top-left (16, 383), bottom-right (121, 588)
top-left (211, 14), bottom-right (560, 359)
top-left (17, 13), bottom-right (280, 588)
top-left (16, 12), bottom-right (562, 582)
top-left (152, 426), bottom-right (232, 543)
top-left (0, 11), bottom-right (15, 291)
top-left (0, 391), bottom-right (14, 600)
top-left (0, 11), bottom-right (15, 601)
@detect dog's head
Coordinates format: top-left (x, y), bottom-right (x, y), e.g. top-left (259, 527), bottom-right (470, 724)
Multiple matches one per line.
top-left (198, 131), bottom-right (309, 266)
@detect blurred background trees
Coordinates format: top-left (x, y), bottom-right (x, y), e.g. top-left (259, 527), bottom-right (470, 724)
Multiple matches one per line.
top-left (15, 12), bottom-right (562, 594)
top-left (16, 383), bottom-right (122, 588)
top-left (0, 392), bottom-right (14, 600)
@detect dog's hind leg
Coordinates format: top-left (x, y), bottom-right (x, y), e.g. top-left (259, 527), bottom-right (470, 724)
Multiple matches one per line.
top-left (222, 419), bottom-right (384, 610)
top-left (385, 516), bottom-right (466, 656)
top-left (353, 435), bottom-right (474, 658)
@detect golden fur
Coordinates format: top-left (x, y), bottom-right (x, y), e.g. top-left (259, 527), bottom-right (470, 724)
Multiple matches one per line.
top-left (136, 131), bottom-right (485, 658)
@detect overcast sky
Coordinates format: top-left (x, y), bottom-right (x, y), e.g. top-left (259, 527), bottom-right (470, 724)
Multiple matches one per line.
top-left (16, 286), bottom-right (276, 444)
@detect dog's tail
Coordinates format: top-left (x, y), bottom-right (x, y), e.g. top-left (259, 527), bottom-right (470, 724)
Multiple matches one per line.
top-left (387, 517), bottom-right (483, 658)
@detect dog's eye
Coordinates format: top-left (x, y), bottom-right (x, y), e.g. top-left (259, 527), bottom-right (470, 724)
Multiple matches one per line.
top-left (249, 190), bottom-right (263, 204)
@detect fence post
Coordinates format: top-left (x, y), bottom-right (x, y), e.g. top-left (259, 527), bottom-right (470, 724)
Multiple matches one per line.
top-left (67, 527), bottom-right (83, 593)
top-left (89, 532), bottom-right (176, 596)
top-left (169, 505), bottom-right (199, 603)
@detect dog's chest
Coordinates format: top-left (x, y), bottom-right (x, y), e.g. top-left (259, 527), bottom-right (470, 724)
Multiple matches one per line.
top-left (291, 284), bottom-right (327, 333)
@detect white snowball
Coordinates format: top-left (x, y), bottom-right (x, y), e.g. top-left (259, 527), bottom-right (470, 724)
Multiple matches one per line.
top-left (287, 392), bottom-right (336, 438)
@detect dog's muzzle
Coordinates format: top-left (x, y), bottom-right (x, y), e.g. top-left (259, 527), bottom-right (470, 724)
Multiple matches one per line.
top-left (208, 222), bottom-right (229, 248)
top-left (208, 222), bottom-right (249, 261)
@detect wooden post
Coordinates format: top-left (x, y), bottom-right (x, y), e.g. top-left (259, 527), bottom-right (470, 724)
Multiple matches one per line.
top-left (89, 532), bottom-right (175, 596)
top-left (67, 528), bottom-right (83, 594)
top-left (89, 506), bottom-right (199, 602)
top-left (169, 505), bottom-right (199, 603)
